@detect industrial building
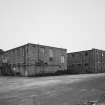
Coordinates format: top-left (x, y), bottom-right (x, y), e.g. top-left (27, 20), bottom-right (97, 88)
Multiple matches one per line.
top-left (0, 49), bottom-right (4, 75)
top-left (67, 48), bottom-right (105, 74)
top-left (0, 43), bottom-right (67, 76)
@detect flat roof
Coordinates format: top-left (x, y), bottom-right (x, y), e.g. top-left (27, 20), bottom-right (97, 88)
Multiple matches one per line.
top-left (67, 48), bottom-right (105, 54)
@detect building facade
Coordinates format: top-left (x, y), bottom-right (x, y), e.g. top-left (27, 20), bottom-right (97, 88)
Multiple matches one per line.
top-left (1, 43), bottom-right (67, 76)
top-left (0, 49), bottom-right (4, 75)
top-left (67, 49), bottom-right (105, 74)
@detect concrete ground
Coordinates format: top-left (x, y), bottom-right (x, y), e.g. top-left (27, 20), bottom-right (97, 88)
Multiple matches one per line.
top-left (0, 73), bottom-right (105, 105)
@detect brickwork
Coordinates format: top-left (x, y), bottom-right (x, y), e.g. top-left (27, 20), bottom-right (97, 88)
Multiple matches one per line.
top-left (1, 43), bottom-right (67, 76)
top-left (67, 49), bottom-right (105, 74)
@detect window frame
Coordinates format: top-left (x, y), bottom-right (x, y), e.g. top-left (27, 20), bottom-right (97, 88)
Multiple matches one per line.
top-left (61, 55), bottom-right (65, 64)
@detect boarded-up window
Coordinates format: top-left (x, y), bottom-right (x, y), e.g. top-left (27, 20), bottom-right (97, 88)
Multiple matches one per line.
top-left (102, 53), bottom-right (104, 56)
top-left (61, 56), bottom-right (65, 63)
top-left (40, 47), bottom-right (45, 55)
top-left (22, 49), bottom-right (24, 56)
top-left (49, 49), bottom-right (53, 58)
top-left (2, 56), bottom-right (8, 63)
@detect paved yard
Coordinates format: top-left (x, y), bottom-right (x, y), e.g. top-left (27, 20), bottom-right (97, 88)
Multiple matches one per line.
top-left (0, 73), bottom-right (105, 105)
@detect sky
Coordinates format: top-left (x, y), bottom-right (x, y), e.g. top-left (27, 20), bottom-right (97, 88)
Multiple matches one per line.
top-left (0, 0), bottom-right (105, 52)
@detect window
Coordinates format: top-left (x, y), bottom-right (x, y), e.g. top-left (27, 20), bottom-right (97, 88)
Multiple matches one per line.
top-left (102, 53), bottom-right (104, 57)
top-left (49, 49), bottom-right (53, 58)
top-left (27, 48), bottom-right (28, 53)
top-left (97, 61), bottom-right (100, 63)
top-left (49, 57), bottom-right (53, 61)
top-left (49, 49), bottom-right (53, 61)
top-left (61, 56), bottom-right (65, 63)
top-left (85, 63), bottom-right (88, 66)
top-left (78, 64), bottom-right (81, 66)
top-left (22, 49), bottom-right (24, 56)
top-left (85, 52), bottom-right (88, 56)
top-left (96, 51), bottom-right (99, 55)
top-left (2, 56), bottom-right (8, 63)
top-left (40, 47), bottom-right (45, 55)
top-left (71, 53), bottom-right (75, 57)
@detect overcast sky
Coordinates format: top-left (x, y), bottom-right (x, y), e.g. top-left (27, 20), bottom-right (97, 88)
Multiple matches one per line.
top-left (0, 0), bottom-right (105, 52)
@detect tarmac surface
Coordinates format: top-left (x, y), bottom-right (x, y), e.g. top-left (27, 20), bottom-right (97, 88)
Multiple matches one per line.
top-left (0, 73), bottom-right (105, 105)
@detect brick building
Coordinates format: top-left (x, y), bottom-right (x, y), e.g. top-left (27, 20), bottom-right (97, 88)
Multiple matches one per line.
top-left (67, 49), bottom-right (105, 74)
top-left (0, 49), bottom-right (4, 65)
top-left (0, 49), bottom-right (4, 75)
top-left (1, 43), bottom-right (67, 76)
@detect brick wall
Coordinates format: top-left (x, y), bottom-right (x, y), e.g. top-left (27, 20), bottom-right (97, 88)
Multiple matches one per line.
top-left (1, 43), bottom-right (67, 76)
top-left (67, 49), bottom-right (105, 74)
top-left (26, 44), bottom-right (67, 76)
